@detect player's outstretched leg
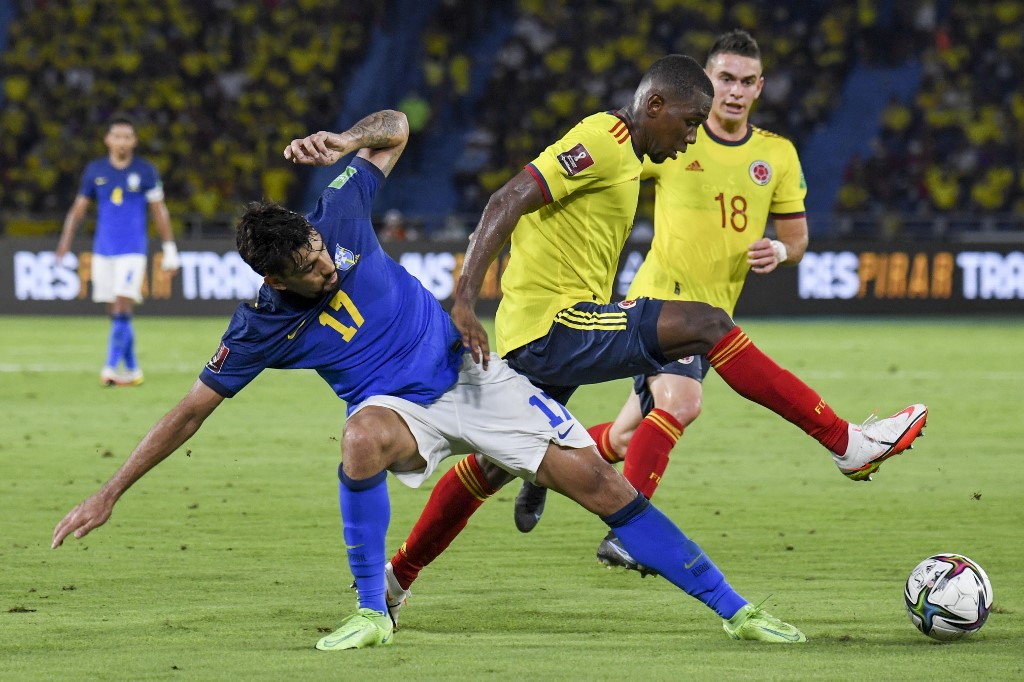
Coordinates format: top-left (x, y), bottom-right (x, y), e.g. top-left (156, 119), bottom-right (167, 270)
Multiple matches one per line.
top-left (605, 494), bottom-right (805, 643)
top-left (832, 404), bottom-right (928, 481)
top-left (315, 608), bottom-right (394, 650)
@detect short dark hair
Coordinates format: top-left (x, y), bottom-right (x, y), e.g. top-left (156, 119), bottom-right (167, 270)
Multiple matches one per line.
top-left (641, 54), bottom-right (714, 102)
top-left (106, 114), bottom-right (136, 133)
top-left (706, 29), bottom-right (761, 66)
top-left (236, 201), bottom-right (316, 276)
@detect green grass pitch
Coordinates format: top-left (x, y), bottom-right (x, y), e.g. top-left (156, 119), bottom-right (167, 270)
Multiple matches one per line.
top-left (1, 315), bottom-right (1022, 681)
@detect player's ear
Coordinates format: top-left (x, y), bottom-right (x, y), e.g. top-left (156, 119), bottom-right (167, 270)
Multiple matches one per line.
top-left (645, 92), bottom-right (665, 118)
top-left (264, 275), bottom-right (287, 291)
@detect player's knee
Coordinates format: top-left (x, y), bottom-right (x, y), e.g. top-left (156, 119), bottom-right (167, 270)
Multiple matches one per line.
top-left (474, 452), bottom-right (515, 488)
top-left (662, 395), bottom-right (702, 427)
top-left (341, 414), bottom-right (396, 479)
top-left (695, 305), bottom-right (734, 344)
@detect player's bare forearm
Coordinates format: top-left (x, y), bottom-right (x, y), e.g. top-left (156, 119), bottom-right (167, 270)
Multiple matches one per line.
top-left (774, 216), bottom-right (808, 265)
top-left (51, 381), bottom-right (223, 548)
top-left (151, 201), bottom-right (174, 242)
top-left (343, 110), bottom-right (409, 154)
top-left (284, 110), bottom-right (409, 175)
top-left (56, 197), bottom-right (90, 257)
top-left (454, 170), bottom-right (543, 308)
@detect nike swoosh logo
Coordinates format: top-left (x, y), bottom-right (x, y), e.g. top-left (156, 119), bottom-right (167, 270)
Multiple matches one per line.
top-left (684, 552), bottom-right (705, 569)
top-left (894, 406), bottom-right (915, 419)
top-left (763, 627), bottom-right (803, 642)
top-left (557, 424), bottom-right (575, 439)
top-left (287, 320), bottom-right (307, 340)
top-left (344, 543), bottom-right (364, 550)
top-left (321, 631), bottom-right (360, 648)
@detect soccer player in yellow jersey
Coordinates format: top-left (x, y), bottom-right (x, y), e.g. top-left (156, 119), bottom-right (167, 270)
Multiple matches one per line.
top-left (577, 30), bottom-right (815, 570)
top-left (382, 54), bottom-right (926, 637)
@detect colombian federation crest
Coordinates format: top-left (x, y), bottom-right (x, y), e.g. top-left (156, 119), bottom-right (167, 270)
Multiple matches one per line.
top-left (749, 160), bottom-right (772, 186)
top-left (334, 245), bottom-right (358, 271)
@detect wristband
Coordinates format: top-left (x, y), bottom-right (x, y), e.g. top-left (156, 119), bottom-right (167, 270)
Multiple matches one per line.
top-left (161, 241), bottom-right (181, 270)
top-left (770, 239), bottom-right (788, 264)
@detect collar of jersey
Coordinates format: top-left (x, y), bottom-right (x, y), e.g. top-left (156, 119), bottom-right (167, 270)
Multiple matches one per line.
top-left (702, 121), bottom-right (753, 147)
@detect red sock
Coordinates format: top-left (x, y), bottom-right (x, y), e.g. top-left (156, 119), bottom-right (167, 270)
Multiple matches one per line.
top-left (707, 326), bottom-right (849, 453)
top-left (390, 455), bottom-right (498, 589)
top-left (621, 409), bottom-right (683, 499)
top-left (587, 422), bottom-right (620, 463)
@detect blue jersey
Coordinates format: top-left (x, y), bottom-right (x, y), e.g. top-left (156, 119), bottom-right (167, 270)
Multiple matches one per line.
top-left (199, 157), bottom-right (462, 411)
top-left (78, 156), bottom-right (163, 256)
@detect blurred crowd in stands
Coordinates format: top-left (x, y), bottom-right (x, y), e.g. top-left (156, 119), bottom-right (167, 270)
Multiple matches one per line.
top-left (1, 0), bottom-right (1020, 241)
top-left (836, 2), bottom-right (1024, 229)
top-left (1, 0), bottom-right (379, 225)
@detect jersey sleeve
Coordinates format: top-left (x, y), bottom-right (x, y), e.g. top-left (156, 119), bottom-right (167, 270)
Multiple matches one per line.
top-left (142, 161), bottom-right (165, 202)
top-left (311, 156), bottom-right (385, 221)
top-left (526, 123), bottom-right (622, 204)
top-left (197, 311), bottom-right (268, 398)
top-left (770, 140), bottom-right (807, 217)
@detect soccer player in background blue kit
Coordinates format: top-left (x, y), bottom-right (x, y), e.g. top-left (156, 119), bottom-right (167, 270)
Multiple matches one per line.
top-left (55, 115), bottom-right (181, 387)
top-left (52, 109), bottom-right (807, 650)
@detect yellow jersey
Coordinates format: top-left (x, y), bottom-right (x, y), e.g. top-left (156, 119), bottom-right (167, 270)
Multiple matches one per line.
top-left (629, 123), bottom-right (806, 315)
top-left (496, 112), bottom-right (643, 356)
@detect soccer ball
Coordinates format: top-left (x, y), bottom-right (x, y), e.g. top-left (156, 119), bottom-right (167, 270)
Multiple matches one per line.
top-left (904, 553), bottom-right (993, 641)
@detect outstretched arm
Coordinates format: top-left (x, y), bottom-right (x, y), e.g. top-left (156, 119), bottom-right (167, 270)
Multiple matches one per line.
top-left (55, 195), bottom-right (91, 260)
top-left (51, 380), bottom-right (225, 548)
top-left (451, 168), bottom-right (546, 366)
top-left (283, 110), bottom-right (410, 177)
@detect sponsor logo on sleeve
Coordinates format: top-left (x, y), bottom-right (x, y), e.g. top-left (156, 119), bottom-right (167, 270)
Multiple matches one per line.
top-left (206, 343), bottom-right (230, 373)
top-left (557, 143), bottom-right (595, 176)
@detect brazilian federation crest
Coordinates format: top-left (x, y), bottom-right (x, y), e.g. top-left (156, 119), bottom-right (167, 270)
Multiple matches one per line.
top-left (334, 245), bottom-right (358, 271)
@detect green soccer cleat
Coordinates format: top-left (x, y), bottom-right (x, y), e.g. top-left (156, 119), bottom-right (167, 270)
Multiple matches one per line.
top-left (723, 603), bottom-right (807, 643)
top-left (315, 608), bottom-right (394, 651)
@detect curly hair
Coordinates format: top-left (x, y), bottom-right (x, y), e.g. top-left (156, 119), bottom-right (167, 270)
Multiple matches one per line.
top-left (235, 201), bottom-right (316, 276)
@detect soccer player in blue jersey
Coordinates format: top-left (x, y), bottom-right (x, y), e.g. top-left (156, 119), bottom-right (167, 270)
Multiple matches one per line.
top-left (55, 115), bottom-right (180, 387)
top-left (52, 108), bottom-right (807, 649)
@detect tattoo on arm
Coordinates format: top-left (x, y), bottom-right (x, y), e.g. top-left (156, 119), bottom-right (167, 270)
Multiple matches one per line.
top-left (348, 111), bottom-right (402, 149)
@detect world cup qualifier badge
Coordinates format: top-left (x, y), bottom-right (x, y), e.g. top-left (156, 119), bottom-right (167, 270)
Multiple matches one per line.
top-left (557, 143), bottom-right (595, 176)
top-left (749, 160), bottom-right (772, 186)
top-left (206, 342), bottom-right (230, 373)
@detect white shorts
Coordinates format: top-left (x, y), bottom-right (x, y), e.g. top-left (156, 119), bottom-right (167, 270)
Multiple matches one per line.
top-left (351, 354), bottom-right (595, 488)
top-left (91, 254), bottom-right (147, 304)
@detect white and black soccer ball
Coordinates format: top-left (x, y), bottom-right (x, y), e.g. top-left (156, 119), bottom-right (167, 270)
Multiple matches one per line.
top-left (905, 553), bottom-right (993, 641)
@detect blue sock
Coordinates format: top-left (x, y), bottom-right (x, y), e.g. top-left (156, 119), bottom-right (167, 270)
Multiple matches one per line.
top-left (338, 466), bottom-right (389, 613)
top-left (106, 315), bottom-right (129, 369)
top-left (603, 495), bottom-right (748, 619)
top-left (121, 315), bottom-right (137, 371)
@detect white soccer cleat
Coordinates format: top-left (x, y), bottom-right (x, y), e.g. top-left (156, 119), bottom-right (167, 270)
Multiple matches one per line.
top-left (384, 561), bottom-right (410, 629)
top-left (833, 404), bottom-right (928, 481)
top-left (100, 367), bottom-right (120, 387)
